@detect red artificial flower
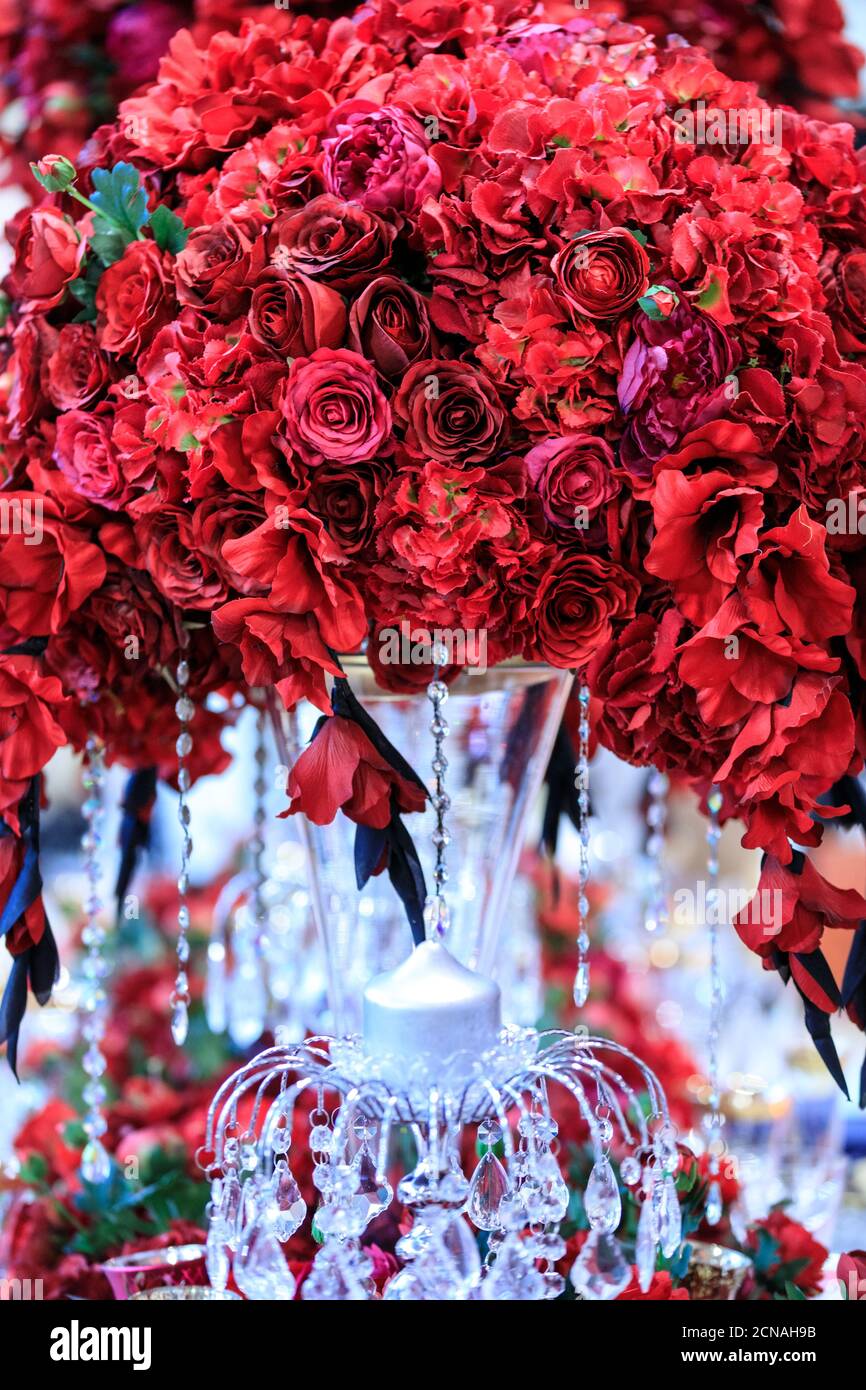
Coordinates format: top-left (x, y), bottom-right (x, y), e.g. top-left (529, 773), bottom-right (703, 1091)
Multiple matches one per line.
top-left (0, 657), bottom-right (69, 831)
top-left (14, 1099), bottom-right (80, 1184)
top-left (617, 1270), bottom-right (690, 1300)
top-left (7, 207), bottom-right (85, 310)
top-left (281, 348), bottom-right (392, 468)
top-left (526, 552), bottom-right (639, 670)
top-left (551, 228), bottom-right (650, 322)
top-left (0, 495), bottom-right (106, 638)
top-left (95, 239), bottom-right (173, 355)
top-left (836, 1250), bottom-right (866, 1302)
top-left (393, 358), bottom-right (507, 465)
top-left (282, 715), bottom-right (426, 829)
top-left (745, 1210), bottom-right (827, 1299)
top-left (347, 275), bottom-right (432, 378)
top-left (734, 853), bottom-right (866, 1004)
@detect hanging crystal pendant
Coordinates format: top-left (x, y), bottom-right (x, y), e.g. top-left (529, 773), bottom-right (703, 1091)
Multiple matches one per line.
top-left (79, 738), bottom-right (111, 1185)
top-left (171, 655), bottom-right (193, 1045)
top-left (703, 785), bottom-right (726, 1225)
top-left (584, 1154), bottom-right (622, 1233)
top-left (635, 1180), bottom-right (659, 1291)
top-left (467, 1150), bottom-right (510, 1231)
top-left (644, 768), bottom-right (669, 932)
top-left (570, 1229), bottom-right (631, 1300)
top-left (573, 681), bottom-right (591, 1007)
top-left (235, 1213), bottom-right (296, 1300)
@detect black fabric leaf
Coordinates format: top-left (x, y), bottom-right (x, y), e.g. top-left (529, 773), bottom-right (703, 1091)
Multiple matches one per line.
top-left (541, 725), bottom-right (581, 859)
top-left (114, 766), bottom-right (158, 915)
top-left (0, 955), bottom-right (29, 1080)
top-left (790, 949), bottom-right (849, 1099)
top-left (355, 822), bottom-right (387, 889)
top-left (382, 811), bottom-right (427, 946)
top-left (1, 637), bottom-right (48, 658)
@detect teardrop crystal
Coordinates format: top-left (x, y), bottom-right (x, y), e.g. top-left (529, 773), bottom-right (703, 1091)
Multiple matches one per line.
top-left (659, 1174), bottom-right (682, 1257)
top-left (170, 999), bottom-right (189, 1046)
top-left (705, 1178), bottom-right (723, 1227)
top-left (635, 1190), bottom-right (658, 1292)
top-left (235, 1215), bottom-right (296, 1300)
top-left (80, 1139), bottom-right (111, 1184)
top-left (573, 960), bottom-right (590, 1007)
top-left (466, 1151), bottom-right (510, 1231)
top-left (584, 1155), bottom-right (622, 1233)
top-left (570, 1229), bottom-right (631, 1300)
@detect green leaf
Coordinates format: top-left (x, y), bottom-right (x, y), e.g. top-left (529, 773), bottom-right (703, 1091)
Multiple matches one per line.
top-left (150, 204), bottom-right (188, 254)
top-left (784, 1281), bottom-right (807, 1300)
top-left (68, 275), bottom-right (98, 321)
top-left (89, 225), bottom-right (128, 268)
top-left (90, 162), bottom-right (148, 243)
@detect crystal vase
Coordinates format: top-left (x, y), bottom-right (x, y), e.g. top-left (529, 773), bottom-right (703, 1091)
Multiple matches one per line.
top-left (284, 659), bottom-right (572, 1034)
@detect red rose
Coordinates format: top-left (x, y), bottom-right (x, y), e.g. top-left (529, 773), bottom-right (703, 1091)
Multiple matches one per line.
top-left (526, 552), bottom-right (639, 669)
top-left (0, 494), bottom-right (106, 637)
top-left (394, 358), bottom-right (506, 464)
top-left (307, 459), bottom-right (390, 555)
top-left (133, 504), bottom-right (227, 611)
top-left (54, 408), bottom-right (150, 511)
top-left (81, 559), bottom-right (176, 682)
top-left (347, 276), bottom-right (432, 378)
top-left (248, 273), bottom-right (346, 357)
top-left (175, 217), bottom-right (265, 318)
top-left (281, 348), bottom-right (391, 468)
top-left (45, 324), bottom-right (110, 412)
top-left (269, 194), bottom-right (396, 291)
top-left (0, 657), bottom-right (69, 831)
top-left (551, 228), bottom-right (649, 321)
top-left (8, 207), bottom-right (85, 310)
top-left (525, 433), bottom-right (619, 532)
top-left (95, 240), bottom-right (172, 356)
top-left (282, 715), bottom-right (426, 829)
top-left (190, 491), bottom-right (267, 595)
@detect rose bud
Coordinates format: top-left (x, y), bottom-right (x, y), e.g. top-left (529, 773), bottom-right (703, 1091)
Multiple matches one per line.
top-left (552, 227), bottom-right (650, 321)
top-left (30, 155), bottom-right (77, 194)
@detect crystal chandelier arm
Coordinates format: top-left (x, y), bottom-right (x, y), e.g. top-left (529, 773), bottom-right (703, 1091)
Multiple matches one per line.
top-left (481, 1080), bottom-right (519, 1164)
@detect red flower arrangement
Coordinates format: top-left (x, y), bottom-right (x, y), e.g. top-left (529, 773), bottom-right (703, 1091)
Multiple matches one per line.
top-left (1, 2), bottom-right (866, 1077)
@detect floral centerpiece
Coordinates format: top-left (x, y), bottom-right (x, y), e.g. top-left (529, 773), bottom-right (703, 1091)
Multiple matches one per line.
top-left (1, 2), bottom-right (866, 1086)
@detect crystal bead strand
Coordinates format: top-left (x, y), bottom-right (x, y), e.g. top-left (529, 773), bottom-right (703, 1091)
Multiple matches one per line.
top-left (645, 769), bottom-right (669, 933)
top-left (79, 736), bottom-right (111, 1184)
top-left (703, 786), bottom-right (725, 1225)
top-left (251, 705), bottom-right (267, 933)
top-left (573, 681), bottom-right (591, 1007)
top-left (424, 641), bottom-right (451, 942)
top-left (171, 655), bottom-right (193, 1045)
